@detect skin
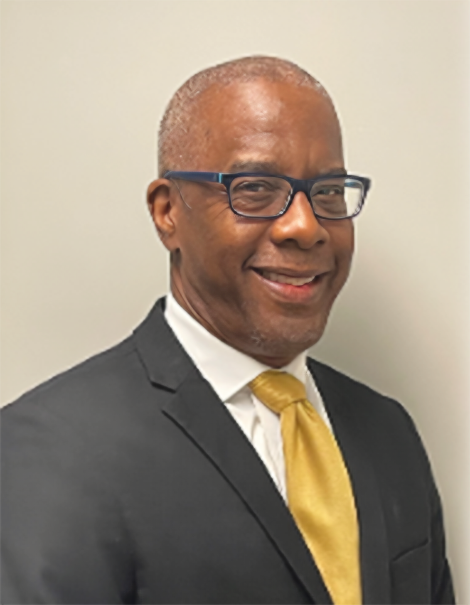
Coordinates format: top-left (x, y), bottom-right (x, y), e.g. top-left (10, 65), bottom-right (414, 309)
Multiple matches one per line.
top-left (147, 79), bottom-right (354, 368)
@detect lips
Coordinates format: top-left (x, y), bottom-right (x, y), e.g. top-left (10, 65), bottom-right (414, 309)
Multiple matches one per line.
top-left (255, 269), bottom-right (317, 287)
top-left (250, 267), bottom-right (327, 303)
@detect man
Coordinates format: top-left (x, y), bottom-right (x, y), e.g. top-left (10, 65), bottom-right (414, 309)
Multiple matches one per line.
top-left (1, 56), bottom-right (454, 604)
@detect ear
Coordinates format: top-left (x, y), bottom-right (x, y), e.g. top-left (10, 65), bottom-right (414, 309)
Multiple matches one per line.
top-left (147, 178), bottom-right (179, 252)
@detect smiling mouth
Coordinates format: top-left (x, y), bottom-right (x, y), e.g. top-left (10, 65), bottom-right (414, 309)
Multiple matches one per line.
top-left (253, 269), bottom-right (319, 287)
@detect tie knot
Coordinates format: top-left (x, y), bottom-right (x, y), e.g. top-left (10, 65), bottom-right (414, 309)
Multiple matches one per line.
top-left (249, 370), bottom-right (307, 414)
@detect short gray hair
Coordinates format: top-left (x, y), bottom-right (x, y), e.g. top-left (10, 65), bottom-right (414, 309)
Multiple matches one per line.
top-left (157, 55), bottom-right (329, 177)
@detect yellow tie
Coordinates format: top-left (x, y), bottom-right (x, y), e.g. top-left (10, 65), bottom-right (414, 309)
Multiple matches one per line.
top-left (249, 370), bottom-right (361, 605)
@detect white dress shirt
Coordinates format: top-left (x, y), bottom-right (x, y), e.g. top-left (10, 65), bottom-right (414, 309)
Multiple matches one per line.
top-left (164, 292), bottom-right (332, 501)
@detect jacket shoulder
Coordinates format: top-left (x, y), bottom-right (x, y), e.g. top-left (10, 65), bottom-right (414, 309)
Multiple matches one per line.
top-left (307, 356), bottom-right (431, 473)
top-left (1, 330), bottom-right (169, 446)
top-left (4, 336), bottom-right (137, 410)
top-left (308, 357), bottom-right (414, 425)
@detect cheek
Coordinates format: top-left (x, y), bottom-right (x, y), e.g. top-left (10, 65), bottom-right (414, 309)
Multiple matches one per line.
top-left (329, 222), bottom-right (354, 271)
top-left (177, 210), bottom-right (262, 284)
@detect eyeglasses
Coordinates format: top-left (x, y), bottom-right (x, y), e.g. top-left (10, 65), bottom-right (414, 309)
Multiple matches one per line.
top-left (164, 171), bottom-right (371, 220)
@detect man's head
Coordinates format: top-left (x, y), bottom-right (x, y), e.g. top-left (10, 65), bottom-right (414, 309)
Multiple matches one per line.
top-left (148, 56), bottom-right (354, 367)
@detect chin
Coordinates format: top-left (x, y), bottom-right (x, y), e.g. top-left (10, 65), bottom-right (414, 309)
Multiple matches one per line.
top-left (244, 314), bottom-right (328, 362)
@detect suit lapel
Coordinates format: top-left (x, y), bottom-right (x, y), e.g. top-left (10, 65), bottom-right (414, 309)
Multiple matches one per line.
top-left (133, 299), bottom-right (332, 604)
top-left (164, 367), bottom-right (332, 604)
top-left (309, 359), bottom-right (391, 605)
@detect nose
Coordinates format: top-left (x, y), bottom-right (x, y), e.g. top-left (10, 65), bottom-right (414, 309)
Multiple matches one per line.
top-left (269, 191), bottom-right (329, 249)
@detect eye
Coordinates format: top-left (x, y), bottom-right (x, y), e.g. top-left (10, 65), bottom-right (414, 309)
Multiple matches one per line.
top-left (233, 179), bottom-right (276, 193)
top-left (310, 177), bottom-right (363, 218)
top-left (316, 186), bottom-right (344, 196)
top-left (229, 176), bottom-right (292, 216)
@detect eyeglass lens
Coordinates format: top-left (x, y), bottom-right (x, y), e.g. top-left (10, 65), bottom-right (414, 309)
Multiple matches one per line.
top-left (229, 176), bottom-right (363, 218)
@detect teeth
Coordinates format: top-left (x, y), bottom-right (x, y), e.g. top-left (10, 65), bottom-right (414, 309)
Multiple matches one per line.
top-left (260, 270), bottom-right (316, 286)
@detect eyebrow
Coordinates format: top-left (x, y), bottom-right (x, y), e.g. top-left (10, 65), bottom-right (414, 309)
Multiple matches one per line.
top-left (226, 160), bottom-right (347, 177)
top-left (227, 160), bottom-right (280, 173)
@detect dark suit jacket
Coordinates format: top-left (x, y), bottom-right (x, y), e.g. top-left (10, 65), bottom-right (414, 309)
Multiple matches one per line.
top-left (1, 298), bottom-right (454, 604)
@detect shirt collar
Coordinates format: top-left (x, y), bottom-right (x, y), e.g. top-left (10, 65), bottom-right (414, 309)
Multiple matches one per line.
top-left (164, 293), bottom-right (309, 403)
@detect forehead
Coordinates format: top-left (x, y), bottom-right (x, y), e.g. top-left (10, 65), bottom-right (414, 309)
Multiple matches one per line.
top-left (190, 79), bottom-right (343, 176)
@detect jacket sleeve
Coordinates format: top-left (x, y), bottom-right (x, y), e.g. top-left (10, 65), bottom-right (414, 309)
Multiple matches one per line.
top-left (429, 472), bottom-right (455, 604)
top-left (403, 411), bottom-right (455, 605)
top-left (1, 396), bottom-right (135, 605)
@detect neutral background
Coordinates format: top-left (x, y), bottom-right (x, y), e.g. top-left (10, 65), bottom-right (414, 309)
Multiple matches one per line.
top-left (2, 0), bottom-right (469, 601)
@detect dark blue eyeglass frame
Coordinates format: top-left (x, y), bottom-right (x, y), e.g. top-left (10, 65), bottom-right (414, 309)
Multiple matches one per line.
top-left (164, 171), bottom-right (371, 220)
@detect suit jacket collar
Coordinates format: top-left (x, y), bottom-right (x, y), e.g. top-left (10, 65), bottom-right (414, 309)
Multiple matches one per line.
top-left (133, 299), bottom-right (390, 604)
top-left (133, 297), bottom-right (193, 391)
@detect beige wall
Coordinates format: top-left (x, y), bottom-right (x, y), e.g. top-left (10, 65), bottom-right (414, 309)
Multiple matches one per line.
top-left (2, 0), bottom-right (469, 600)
